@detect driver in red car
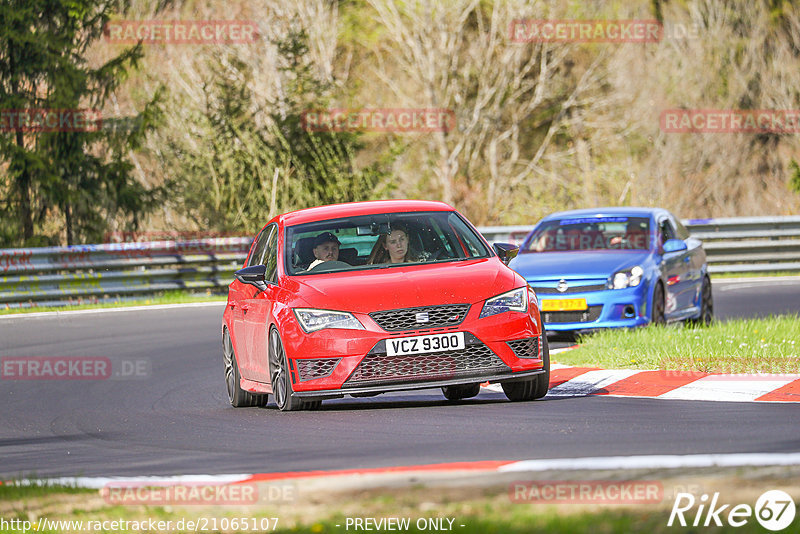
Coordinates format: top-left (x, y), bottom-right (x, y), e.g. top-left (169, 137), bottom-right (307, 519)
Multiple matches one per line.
top-left (307, 232), bottom-right (340, 270)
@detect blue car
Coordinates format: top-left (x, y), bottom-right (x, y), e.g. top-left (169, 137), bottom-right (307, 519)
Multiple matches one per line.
top-left (508, 207), bottom-right (712, 334)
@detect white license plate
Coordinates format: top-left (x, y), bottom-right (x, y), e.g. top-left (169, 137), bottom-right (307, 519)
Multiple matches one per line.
top-left (385, 332), bottom-right (465, 356)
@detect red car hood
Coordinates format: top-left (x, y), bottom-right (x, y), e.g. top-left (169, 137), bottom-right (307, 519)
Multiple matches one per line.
top-left (290, 258), bottom-right (519, 313)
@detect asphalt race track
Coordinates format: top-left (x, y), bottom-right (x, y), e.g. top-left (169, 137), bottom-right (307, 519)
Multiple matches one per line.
top-left (1, 278), bottom-right (799, 479)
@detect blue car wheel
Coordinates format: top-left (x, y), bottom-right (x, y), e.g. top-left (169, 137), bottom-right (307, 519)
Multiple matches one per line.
top-left (651, 283), bottom-right (666, 325)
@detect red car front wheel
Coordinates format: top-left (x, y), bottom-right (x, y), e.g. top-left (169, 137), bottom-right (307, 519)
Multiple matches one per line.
top-left (223, 328), bottom-right (267, 408)
top-left (269, 328), bottom-right (321, 412)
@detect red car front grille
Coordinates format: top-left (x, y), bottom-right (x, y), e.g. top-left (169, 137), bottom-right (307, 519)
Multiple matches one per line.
top-left (369, 304), bottom-right (470, 332)
top-left (506, 337), bottom-right (539, 359)
top-left (296, 358), bottom-right (341, 381)
top-left (343, 342), bottom-right (509, 388)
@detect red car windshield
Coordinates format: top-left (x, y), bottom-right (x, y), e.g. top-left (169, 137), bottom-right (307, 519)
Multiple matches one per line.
top-left (523, 216), bottom-right (652, 252)
top-left (285, 211), bottom-right (491, 275)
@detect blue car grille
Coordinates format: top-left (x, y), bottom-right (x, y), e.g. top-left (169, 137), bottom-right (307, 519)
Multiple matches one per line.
top-left (533, 284), bottom-right (606, 294)
top-left (543, 305), bottom-right (603, 324)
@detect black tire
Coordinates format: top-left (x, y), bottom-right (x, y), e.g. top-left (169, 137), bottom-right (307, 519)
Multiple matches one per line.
top-left (651, 282), bottom-right (666, 325)
top-left (304, 399), bottom-right (323, 410)
top-left (442, 383), bottom-right (481, 401)
top-left (223, 328), bottom-right (267, 407)
top-left (501, 331), bottom-right (551, 402)
top-left (501, 376), bottom-right (537, 401)
top-left (268, 328), bottom-right (314, 411)
top-left (697, 275), bottom-right (714, 326)
top-left (533, 331), bottom-right (551, 399)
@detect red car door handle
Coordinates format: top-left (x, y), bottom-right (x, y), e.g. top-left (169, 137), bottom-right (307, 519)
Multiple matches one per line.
top-left (228, 302), bottom-right (236, 309)
top-left (241, 304), bottom-right (250, 313)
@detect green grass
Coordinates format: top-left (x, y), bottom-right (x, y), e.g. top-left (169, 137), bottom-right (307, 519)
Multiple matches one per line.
top-left (0, 481), bottom-right (93, 500)
top-left (282, 511), bottom-right (774, 534)
top-left (556, 315), bottom-right (800, 373)
top-left (710, 271), bottom-right (800, 279)
top-left (0, 290), bottom-right (226, 315)
top-left (0, 482), bottom-right (786, 534)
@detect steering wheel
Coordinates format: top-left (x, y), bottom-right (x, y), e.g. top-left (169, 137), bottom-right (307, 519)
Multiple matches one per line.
top-left (308, 260), bottom-right (352, 272)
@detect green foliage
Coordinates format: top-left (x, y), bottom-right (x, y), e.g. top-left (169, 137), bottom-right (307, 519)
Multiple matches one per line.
top-left (0, 480), bottom-right (93, 498)
top-left (0, 0), bottom-right (165, 246)
top-left (651, 0), bottom-right (664, 23)
top-left (789, 158), bottom-right (800, 195)
top-left (0, 290), bottom-right (226, 315)
top-left (165, 26), bottom-right (394, 234)
top-left (558, 314), bottom-right (800, 373)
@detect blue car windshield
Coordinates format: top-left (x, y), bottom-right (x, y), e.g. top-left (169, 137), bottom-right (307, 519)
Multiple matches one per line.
top-left (523, 216), bottom-right (651, 252)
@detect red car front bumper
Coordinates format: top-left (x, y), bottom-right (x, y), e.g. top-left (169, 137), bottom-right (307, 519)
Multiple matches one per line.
top-left (279, 304), bottom-right (545, 397)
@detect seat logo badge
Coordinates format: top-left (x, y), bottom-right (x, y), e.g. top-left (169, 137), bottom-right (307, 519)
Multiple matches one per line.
top-left (415, 312), bottom-right (430, 323)
top-left (557, 279), bottom-right (569, 293)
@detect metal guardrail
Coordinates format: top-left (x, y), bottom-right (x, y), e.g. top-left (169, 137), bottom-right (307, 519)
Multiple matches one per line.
top-left (0, 238), bottom-right (252, 309)
top-left (683, 216), bottom-right (800, 274)
top-left (479, 216), bottom-right (800, 275)
top-left (1, 216), bottom-right (798, 308)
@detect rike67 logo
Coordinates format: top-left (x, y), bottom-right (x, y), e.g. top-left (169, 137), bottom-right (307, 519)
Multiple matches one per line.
top-left (668, 490), bottom-right (796, 531)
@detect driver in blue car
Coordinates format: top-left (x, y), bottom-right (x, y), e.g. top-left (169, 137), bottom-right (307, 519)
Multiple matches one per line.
top-left (307, 232), bottom-right (340, 270)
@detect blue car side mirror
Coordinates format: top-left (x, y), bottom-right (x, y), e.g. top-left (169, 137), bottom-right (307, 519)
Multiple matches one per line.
top-left (662, 239), bottom-right (688, 253)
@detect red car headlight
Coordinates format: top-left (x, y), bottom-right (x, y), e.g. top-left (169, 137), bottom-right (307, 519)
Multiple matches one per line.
top-left (293, 308), bottom-right (366, 333)
top-left (479, 287), bottom-right (528, 318)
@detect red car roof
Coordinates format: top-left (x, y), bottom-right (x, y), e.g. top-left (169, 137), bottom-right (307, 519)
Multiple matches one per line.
top-left (278, 199), bottom-right (455, 226)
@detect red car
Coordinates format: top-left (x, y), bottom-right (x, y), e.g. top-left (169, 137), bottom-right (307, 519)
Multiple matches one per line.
top-left (222, 200), bottom-right (549, 411)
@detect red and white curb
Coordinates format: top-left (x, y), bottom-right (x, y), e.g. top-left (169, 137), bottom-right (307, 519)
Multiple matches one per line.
top-left (483, 363), bottom-right (800, 402)
top-left (481, 347), bottom-right (800, 402)
top-left (5, 453), bottom-right (800, 489)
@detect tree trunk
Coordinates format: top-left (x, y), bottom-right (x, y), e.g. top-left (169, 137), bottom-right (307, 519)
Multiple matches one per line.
top-left (14, 131), bottom-right (33, 242)
top-left (65, 202), bottom-right (73, 246)
top-left (9, 37), bottom-right (34, 242)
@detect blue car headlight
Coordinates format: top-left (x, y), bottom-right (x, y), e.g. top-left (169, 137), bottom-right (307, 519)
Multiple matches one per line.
top-left (293, 308), bottom-right (365, 333)
top-left (609, 265), bottom-right (644, 289)
top-left (480, 287), bottom-right (528, 318)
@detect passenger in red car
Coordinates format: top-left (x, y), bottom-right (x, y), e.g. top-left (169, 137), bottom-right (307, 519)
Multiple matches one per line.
top-left (367, 226), bottom-right (420, 264)
top-left (307, 232), bottom-right (340, 270)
